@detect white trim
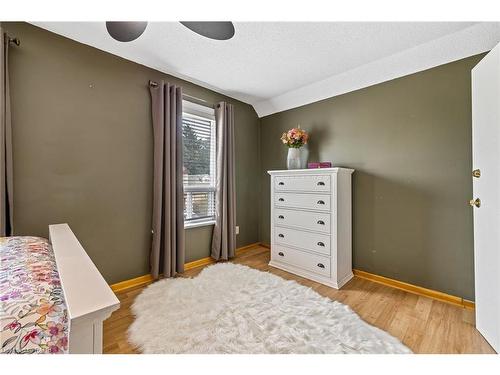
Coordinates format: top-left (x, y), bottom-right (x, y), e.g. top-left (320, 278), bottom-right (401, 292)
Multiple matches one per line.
top-left (185, 219), bottom-right (216, 229)
top-left (267, 167), bottom-right (354, 175)
top-left (255, 22), bottom-right (500, 117)
top-left (182, 108), bottom-right (217, 223)
top-left (269, 260), bottom-right (353, 289)
top-left (183, 99), bottom-right (215, 120)
top-left (49, 224), bottom-right (119, 354)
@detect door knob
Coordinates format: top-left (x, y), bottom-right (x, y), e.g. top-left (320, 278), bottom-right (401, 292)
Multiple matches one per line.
top-left (472, 169), bottom-right (481, 178)
top-left (469, 198), bottom-right (481, 208)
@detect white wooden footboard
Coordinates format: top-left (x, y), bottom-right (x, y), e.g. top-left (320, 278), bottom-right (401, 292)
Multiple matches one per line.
top-left (49, 224), bottom-right (120, 354)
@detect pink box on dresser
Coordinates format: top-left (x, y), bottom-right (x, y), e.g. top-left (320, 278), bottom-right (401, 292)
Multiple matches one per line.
top-left (308, 162), bottom-right (332, 169)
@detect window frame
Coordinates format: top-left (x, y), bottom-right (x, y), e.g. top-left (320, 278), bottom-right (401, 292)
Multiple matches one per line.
top-left (182, 100), bottom-right (217, 229)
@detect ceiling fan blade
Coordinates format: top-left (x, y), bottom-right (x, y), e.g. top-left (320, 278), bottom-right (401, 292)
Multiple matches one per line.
top-left (180, 22), bottom-right (235, 40)
top-left (106, 22), bottom-right (148, 42)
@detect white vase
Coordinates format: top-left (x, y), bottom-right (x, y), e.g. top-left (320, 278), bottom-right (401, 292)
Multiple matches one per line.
top-left (287, 146), bottom-right (309, 170)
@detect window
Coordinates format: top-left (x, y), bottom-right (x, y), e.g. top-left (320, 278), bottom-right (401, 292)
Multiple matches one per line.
top-left (182, 101), bottom-right (216, 227)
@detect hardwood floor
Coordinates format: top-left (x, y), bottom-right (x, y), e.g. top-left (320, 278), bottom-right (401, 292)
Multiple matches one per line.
top-left (103, 245), bottom-right (495, 354)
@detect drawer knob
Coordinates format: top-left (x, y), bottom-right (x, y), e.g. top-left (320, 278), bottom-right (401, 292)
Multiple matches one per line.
top-left (278, 182), bottom-right (285, 186)
top-left (317, 181), bottom-right (325, 186)
top-left (278, 252), bottom-right (284, 257)
top-left (317, 200), bottom-right (325, 205)
top-left (278, 215), bottom-right (284, 219)
top-left (317, 241), bottom-right (325, 247)
top-left (278, 233), bottom-right (284, 238)
top-left (317, 220), bottom-right (325, 225)
top-left (317, 263), bottom-right (325, 268)
top-left (278, 198), bottom-right (285, 202)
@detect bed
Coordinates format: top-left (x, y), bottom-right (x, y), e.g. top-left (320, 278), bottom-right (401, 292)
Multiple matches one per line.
top-left (1, 224), bottom-right (120, 354)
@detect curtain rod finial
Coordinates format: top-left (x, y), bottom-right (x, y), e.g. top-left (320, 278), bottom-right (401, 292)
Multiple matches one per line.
top-left (9, 37), bottom-right (20, 46)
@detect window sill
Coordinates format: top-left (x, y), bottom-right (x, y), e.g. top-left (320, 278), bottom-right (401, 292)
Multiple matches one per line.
top-left (184, 220), bottom-right (216, 229)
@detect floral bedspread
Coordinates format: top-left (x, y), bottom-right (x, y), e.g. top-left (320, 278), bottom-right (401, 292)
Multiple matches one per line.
top-left (0, 236), bottom-right (69, 354)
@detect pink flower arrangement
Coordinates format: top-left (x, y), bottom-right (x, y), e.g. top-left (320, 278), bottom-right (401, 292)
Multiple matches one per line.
top-left (280, 126), bottom-right (309, 148)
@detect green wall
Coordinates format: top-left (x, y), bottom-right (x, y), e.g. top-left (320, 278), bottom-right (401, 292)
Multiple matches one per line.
top-left (259, 54), bottom-right (484, 300)
top-left (4, 22), bottom-right (260, 284)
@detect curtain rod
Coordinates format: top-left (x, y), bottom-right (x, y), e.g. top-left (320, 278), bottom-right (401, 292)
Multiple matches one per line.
top-left (8, 37), bottom-right (20, 46)
top-left (148, 80), bottom-right (214, 108)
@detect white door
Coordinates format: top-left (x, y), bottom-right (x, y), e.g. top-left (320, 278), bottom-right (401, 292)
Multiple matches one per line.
top-left (472, 43), bottom-right (500, 353)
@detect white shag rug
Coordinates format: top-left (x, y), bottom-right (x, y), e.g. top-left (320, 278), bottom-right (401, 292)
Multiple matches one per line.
top-left (128, 263), bottom-right (411, 354)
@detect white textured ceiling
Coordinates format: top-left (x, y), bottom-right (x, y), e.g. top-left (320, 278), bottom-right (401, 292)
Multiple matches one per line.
top-left (32, 22), bottom-right (500, 117)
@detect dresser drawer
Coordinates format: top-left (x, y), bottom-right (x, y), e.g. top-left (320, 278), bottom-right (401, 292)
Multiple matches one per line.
top-left (274, 175), bottom-right (331, 192)
top-left (275, 192), bottom-right (331, 211)
top-left (272, 245), bottom-right (331, 277)
top-left (274, 227), bottom-right (331, 256)
top-left (274, 208), bottom-right (331, 234)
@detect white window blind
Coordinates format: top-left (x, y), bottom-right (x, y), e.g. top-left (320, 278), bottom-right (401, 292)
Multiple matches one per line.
top-left (182, 104), bottom-right (216, 224)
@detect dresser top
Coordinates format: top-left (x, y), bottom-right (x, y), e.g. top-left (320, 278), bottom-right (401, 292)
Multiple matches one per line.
top-left (268, 167), bottom-right (354, 175)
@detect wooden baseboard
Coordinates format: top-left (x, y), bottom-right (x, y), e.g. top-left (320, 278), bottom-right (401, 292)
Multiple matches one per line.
top-left (110, 242), bottom-right (263, 293)
top-left (353, 269), bottom-right (475, 310)
top-left (184, 256), bottom-right (215, 271)
top-left (111, 243), bottom-right (473, 310)
top-left (260, 245), bottom-right (474, 309)
top-left (110, 274), bottom-right (155, 293)
top-left (236, 242), bottom-right (263, 254)
top-left (183, 242), bottom-right (262, 270)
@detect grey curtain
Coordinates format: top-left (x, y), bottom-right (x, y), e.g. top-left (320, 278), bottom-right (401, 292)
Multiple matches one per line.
top-left (150, 81), bottom-right (184, 279)
top-left (0, 28), bottom-right (13, 236)
top-left (211, 102), bottom-right (236, 261)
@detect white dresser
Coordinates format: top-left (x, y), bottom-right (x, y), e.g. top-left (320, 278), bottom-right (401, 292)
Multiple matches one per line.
top-left (267, 168), bottom-right (354, 289)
